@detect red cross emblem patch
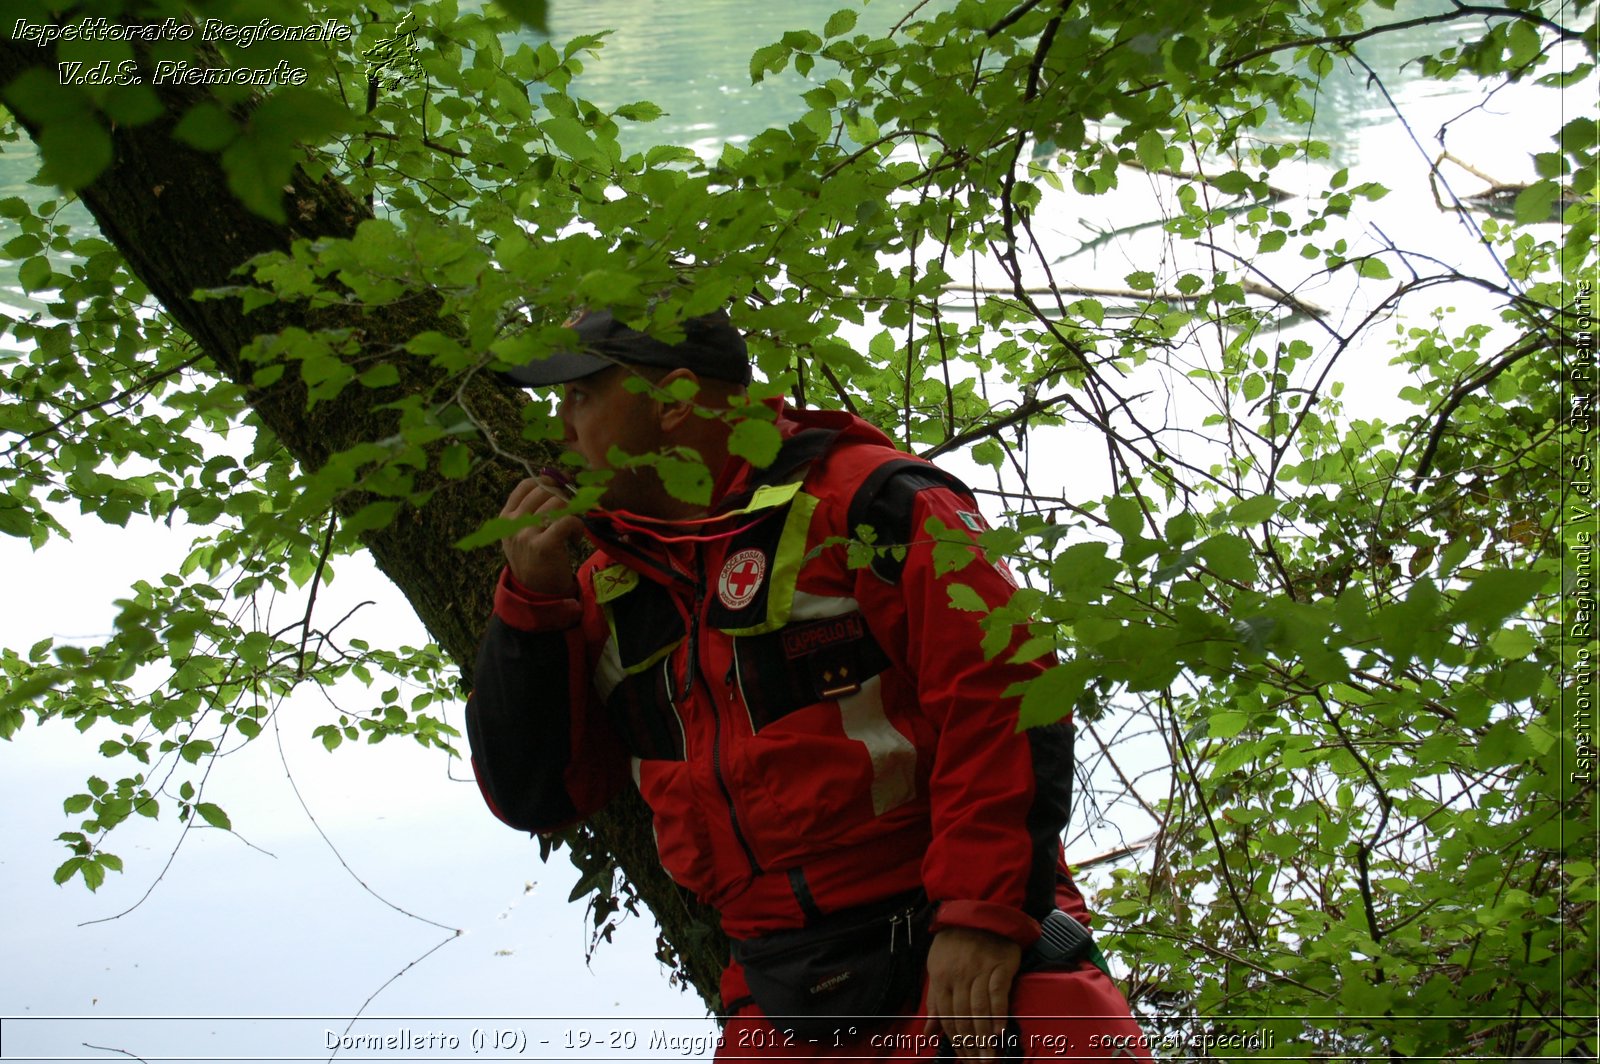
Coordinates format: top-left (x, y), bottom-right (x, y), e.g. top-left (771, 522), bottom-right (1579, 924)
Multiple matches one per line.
top-left (717, 549), bottom-right (767, 610)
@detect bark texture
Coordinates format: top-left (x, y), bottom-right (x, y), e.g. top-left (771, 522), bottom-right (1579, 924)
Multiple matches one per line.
top-left (0, 41), bottom-right (729, 1010)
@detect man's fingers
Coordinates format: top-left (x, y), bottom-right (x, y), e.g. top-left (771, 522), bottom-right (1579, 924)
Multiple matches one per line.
top-left (924, 928), bottom-right (1021, 1062)
top-left (498, 479), bottom-right (585, 596)
top-left (974, 968), bottom-right (1011, 1060)
top-left (946, 972), bottom-right (978, 1061)
top-left (532, 510), bottom-right (584, 545)
top-left (501, 480), bottom-right (579, 535)
top-left (976, 966), bottom-right (1003, 1030)
top-left (499, 476), bottom-right (545, 519)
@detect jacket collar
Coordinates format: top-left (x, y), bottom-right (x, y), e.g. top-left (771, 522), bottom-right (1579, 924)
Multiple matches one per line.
top-left (576, 402), bottom-right (891, 581)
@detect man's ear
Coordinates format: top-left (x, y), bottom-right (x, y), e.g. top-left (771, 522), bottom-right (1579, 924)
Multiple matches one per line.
top-left (655, 368), bottom-right (700, 432)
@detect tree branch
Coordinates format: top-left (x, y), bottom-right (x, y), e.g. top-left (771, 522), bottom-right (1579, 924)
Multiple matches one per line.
top-left (0, 351), bottom-right (205, 459)
top-left (1411, 333), bottom-right (1546, 485)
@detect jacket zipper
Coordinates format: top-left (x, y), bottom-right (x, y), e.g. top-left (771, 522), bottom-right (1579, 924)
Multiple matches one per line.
top-left (684, 555), bottom-right (763, 878)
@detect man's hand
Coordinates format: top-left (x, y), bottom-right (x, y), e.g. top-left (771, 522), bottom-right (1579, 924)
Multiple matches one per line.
top-left (499, 477), bottom-right (585, 596)
top-left (922, 927), bottom-right (1022, 1062)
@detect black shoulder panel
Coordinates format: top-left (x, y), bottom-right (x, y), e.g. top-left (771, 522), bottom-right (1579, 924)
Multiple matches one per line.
top-left (845, 458), bottom-right (974, 584)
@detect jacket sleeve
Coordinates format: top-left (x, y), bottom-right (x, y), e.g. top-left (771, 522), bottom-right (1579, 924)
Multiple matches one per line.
top-left (465, 567), bottom-right (627, 833)
top-left (850, 471), bottom-right (1075, 948)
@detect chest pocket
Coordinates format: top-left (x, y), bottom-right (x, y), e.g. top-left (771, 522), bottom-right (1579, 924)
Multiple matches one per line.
top-left (703, 482), bottom-right (819, 636)
top-left (732, 612), bottom-right (893, 731)
top-left (593, 565), bottom-right (687, 762)
top-left (700, 483), bottom-right (893, 727)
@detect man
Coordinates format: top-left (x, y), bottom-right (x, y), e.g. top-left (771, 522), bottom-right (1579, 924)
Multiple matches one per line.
top-left (467, 309), bottom-right (1152, 1061)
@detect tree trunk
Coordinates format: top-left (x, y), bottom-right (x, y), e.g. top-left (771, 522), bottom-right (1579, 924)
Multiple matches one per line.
top-left (0, 40), bottom-right (729, 1011)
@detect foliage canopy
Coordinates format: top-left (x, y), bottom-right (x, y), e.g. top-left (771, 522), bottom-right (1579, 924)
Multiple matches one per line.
top-left (0, 0), bottom-right (1595, 1054)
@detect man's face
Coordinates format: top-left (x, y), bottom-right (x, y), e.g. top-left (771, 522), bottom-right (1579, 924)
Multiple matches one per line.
top-left (558, 365), bottom-right (670, 514)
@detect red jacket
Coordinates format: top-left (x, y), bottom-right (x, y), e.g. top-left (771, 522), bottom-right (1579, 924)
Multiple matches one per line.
top-left (466, 405), bottom-right (1082, 948)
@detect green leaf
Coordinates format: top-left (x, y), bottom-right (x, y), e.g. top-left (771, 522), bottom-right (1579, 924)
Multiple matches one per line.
top-left (54, 857), bottom-right (85, 886)
top-left (1513, 180), bottom-right (1559, 224)
top-left (220, 136), bottom-right (291, 224)
top-left (1136, 130), bottom-right (1166, 171)
top-left (455, 514), bottom-right (536, 552)
top-left (493, 0), bottom-right (549, 33)
top-left (615, 101), bottom-right (665, 122)
top-left (542, 116), bottom-right (598, 162)
top-left (344, 501), bottom-right (400, 534)
top-left (1105, 495), bottom-right (1144, 542)
top-left (1198, 533), bottom-right (1257, 583)
top-left (1229, 495), bottom-right (1278, 525)
top-left (728, 418), bottom-right (782, 468)
top-left (4, 233), bottom-right (41, 257)
top-left (656, 456), bottom-right (712, 506)
top-left (194, 802), bottom-right (232, 830)
top-left (173, 103), bottom-right (240, 152)
top-left (1211, 170), bottom-right (1250, 195)
top-left (824, 9), bottom-right (858, 37)
top-left (1488, 627), bottom-right (1535, 659)
top-left (1051, 541), bottom-right (1120, 595)
top-left (1453, 569), bottom-right (1550, 632)
top-left (749, 43), bottom-right (789, 84)
top-left (358, 364), bottom-right (401, 389)
top-left (1208, 710), bottom-right (1248, 739)
top-left (315, 725), bottom-right (343, 752)
top-left (439, 443), bottom-right (473, 480)
top-left (0, 503), bottom-right (32, 539)
top-left (946, 582), bottom-right (987, 612)
top-left (37, 120), bottom-right (113, 190)
top-left (18, 256), bottom-right (52, 292)
top-left (1357, 257), bottom-right (1392, 280)
top-left (1018, 659), bottom-right (1096, 729)
top-left (1164, 511), bottom-right (1197, 545)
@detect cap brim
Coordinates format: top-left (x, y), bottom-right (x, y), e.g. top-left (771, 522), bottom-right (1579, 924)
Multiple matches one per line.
top-left (497, 349), bottom-right (615, 387)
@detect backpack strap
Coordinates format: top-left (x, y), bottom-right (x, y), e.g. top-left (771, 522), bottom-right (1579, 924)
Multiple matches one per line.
top-left (845, 458), bottom-right (976, 584)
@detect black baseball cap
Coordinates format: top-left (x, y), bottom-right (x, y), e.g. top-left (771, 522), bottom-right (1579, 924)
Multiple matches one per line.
top-left (500, 309), bottom-right (751, 387)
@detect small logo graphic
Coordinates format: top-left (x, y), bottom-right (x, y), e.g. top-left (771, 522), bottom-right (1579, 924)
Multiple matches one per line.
top-left (717, 549), bottom-right (767, 610)
top-left (956, 510), bottom-right (987, 533)
top-left (808, 969), bottom-right (854, 996)
top-left (591, 565), bottom-right (638, 603)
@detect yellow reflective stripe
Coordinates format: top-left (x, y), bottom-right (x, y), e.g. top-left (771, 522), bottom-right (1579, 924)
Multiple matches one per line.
top-left (594, 566), bottom-right (680, 677)
top-left (743, 480), bottom-right (803, 512)
top-left (618, 634), bottom-right (679, 676)
top-left (602, 599), bottom-right (679, 675)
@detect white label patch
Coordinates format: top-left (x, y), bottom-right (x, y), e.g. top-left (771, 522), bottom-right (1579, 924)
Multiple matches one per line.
top-left (717, 549), bottom-right (767, 610)
top-left (956, 510), bottom-right (987, 533)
